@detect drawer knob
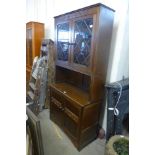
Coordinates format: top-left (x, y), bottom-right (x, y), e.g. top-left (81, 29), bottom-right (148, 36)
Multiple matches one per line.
top-left (63, 91), bottom-right (67, 94)
top-left (60, 107), bottom-right (64, 111)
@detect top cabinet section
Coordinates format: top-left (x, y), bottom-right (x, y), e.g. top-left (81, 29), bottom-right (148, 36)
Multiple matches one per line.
top-left (54, 3), bottom-right (115, 76)
top-left (55, 15), bottom-right (95, 75)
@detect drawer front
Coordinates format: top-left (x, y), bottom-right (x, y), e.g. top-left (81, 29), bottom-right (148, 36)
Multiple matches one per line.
top-left (64, 107), bottom-right (79, 123)
top-left (64, 100), bottom-right (81, 117)
top-left (51, 97), bottom-right (63, 110)
top-left (51, 90), bottom-right (63, 102)
top-left (50, 87), bottom-right (82, 117)
top-left (50, 89), bottom-right (65, 107)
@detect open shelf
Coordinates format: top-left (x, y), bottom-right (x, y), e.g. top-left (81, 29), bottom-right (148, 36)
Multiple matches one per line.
top-left (55, 66), bottom-right (91, 93)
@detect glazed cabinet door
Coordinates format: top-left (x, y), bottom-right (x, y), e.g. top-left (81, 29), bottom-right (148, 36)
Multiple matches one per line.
top-left (55, 21), bottom-right (71, 67)
top-left (71, 15), bottom-right (96, 74)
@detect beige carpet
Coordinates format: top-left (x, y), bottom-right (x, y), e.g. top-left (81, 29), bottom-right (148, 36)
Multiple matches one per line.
top-left (38, 109), bottom-right (106, 155)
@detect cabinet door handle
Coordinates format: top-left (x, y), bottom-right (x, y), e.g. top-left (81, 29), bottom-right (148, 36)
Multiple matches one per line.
top-left (61, 107), bottom-right (64, 111)
top-left (63, 91), bottom-right (67, 94)
top-left (52, 98), bottom-right (61, 108)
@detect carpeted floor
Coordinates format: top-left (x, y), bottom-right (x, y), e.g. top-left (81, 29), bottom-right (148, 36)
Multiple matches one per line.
top-left (38, 109), bottom-right (106, 155)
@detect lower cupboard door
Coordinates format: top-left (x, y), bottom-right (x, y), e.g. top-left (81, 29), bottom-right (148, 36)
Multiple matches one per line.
top-left (50, 103), bottom-right (64, 127)
top-left (64, 114), bottom-right (78, 140)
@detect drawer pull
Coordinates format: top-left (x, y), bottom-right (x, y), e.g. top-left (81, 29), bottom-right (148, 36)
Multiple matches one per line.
top-left (52, 98), bottom-right (62, 109)
top-left (60, 107), bottom-right (65, 111)
top-left (63, 91), bottom-right (67, 94)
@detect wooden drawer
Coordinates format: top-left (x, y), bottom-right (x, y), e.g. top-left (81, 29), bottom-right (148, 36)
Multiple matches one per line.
top-left (51, 97), bottom-right (64, 110)
top-left (64, 107), bottom-right (79, 123)
top-left (51, 90), bottom-right (62, 101)
top-left (64, 99), bottom-right (81, 117)
top-left (50, 89), bottom-right (66, 103)
top-left (50, 87), bottom-right (81, 117)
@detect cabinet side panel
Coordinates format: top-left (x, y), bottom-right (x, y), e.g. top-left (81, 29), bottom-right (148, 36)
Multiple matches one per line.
top-left (90, 75), bottom-right (103, 101)
top-left (81, 102), bottom-right (100, 130)
top-left (90, 7), bottom-right (114, 101)
top-left (94, 7), bottom-right (114, 81)
top-left (78, 102), bottom-right (100, 150)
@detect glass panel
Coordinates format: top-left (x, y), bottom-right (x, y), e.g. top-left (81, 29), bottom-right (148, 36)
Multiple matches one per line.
top-left (57, 23), bottom-right (69, 61)
top-left (26, 29), bottom-right (32, 65)
top-left (73, 18), bottom-right (93, 66)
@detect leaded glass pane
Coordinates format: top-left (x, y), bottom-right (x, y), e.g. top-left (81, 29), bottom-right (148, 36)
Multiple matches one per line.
top-left (73, 18), bottom-right (93, 66)
top-left (57, 23), bottom-right (69, 61)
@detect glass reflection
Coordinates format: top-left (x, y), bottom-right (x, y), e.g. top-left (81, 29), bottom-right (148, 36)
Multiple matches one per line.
top-left (57, 23), bottom-right (69, 61)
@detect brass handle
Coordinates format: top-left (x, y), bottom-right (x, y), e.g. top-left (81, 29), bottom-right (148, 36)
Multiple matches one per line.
top-left (63, 91), bottom-right (67, 94)
top-left (61, 108), bottom-right (64, 111)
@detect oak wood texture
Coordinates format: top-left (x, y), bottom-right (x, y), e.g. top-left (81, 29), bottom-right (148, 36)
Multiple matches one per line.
top-left (50, 3), bottom-right (115, 150)
top-left (26, 22), bottom-right (44, 91)
top-left (50, 83), bottom-right (89, 106)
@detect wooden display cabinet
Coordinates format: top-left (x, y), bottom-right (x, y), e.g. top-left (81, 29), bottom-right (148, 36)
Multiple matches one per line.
top-left (26, 22), bottom-right (44, 91)
top-left (50, 3), bottom-right (115, 150)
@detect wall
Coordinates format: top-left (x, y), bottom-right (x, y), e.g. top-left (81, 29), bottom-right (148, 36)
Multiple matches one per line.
top-left (103, 0), bottom-right (129, 129)
top-left (26, 0), bottom-right (55, 38)
top-left (26, 0), bottom-right (129, 131)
